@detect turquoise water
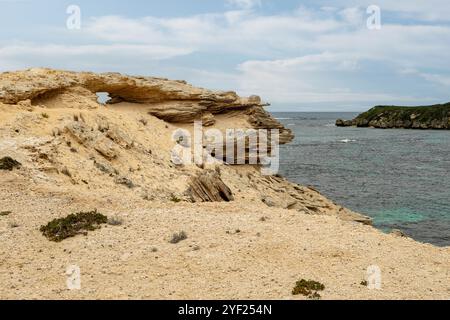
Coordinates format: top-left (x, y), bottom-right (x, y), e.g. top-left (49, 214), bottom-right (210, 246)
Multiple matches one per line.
top-left (274, 112), bottom-right (450, 246)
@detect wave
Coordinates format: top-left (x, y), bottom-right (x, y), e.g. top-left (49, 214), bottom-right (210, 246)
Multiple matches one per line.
top-left (339, 139), bottom-right (356, 143)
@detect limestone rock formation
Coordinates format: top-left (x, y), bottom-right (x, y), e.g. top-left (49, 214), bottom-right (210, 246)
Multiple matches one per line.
top-left (0, 68), bottom-right (370, 225)
top-left (0, 68), bottom-right (293, 142)
top-left (64, 121), bottom-right (120, 160)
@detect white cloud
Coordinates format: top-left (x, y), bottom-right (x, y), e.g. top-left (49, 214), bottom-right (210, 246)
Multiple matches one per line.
top-left (2, 2), bottom-right (450, 108)
top-left (339, 7), bottom-right (364, 25)
top-left (226, 0), bottom-right (261, 10)
top-left (421, 74), bottom-right (450, 87)
top-left (84, 10), bottom-right (342, 54)
top-left (79, 10), bottom-right (450, 72)
top-left (239, 52), bottom-right (360, 72)
top-left (0, 44), bottom-right (193, 58)
top-left (0, 43), bottom-right (193, 72)
top-left (400, 68), bottom-right (450, 87)
top-left (318, 0), bottom-right (450, 22)
top-left (372, 0), bottom-right (450, 21)
top-left (235, 54), bottom-right (422, 104)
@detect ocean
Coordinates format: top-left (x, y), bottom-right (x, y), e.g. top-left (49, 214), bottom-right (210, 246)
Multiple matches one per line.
top-left (273, 112), bottom-right (450, 247)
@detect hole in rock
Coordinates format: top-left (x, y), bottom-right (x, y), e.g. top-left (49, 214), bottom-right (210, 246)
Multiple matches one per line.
top-left (96, 92), bottom-right (111, 105)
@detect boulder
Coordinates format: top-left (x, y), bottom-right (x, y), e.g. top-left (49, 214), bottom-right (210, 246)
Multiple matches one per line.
top-left (390, 229), bottom-right (408, 238)
top-left (186, 170), bottom-right (234, 202)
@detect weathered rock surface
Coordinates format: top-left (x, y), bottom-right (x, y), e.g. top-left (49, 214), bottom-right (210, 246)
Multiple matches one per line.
top-left (0, 67), bottom-right (370, 224)
top-left (64, 121), bottom-right (120, 160)
top-left (0, 68), bottom-right (293, 143)
top-left (336, 103), bottom-right (450, 129)
top-left (186, 170), bottom-right (234, 202)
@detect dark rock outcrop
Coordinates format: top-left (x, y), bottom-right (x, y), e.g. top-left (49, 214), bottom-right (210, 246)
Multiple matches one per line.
top-left (336, 103), bottom-right (450, 129)
top-left (0, 157), bottom-right (21, 171)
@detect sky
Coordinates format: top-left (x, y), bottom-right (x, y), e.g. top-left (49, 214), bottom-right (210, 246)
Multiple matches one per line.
top-left (1, 0), bottom-right (450, 111)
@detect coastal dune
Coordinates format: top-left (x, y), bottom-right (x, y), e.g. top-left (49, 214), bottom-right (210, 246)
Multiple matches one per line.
top-left (0, 68), bottom-right (448, 299)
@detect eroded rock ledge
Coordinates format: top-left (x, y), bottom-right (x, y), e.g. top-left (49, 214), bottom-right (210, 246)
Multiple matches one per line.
top-left (336, 103), bottom-right (450, 129)
top-left (0, 68), bottom-right (293, 143)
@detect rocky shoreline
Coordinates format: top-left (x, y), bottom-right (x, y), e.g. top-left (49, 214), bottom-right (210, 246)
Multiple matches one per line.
top-left (336, 103), bottom-right (450, 129)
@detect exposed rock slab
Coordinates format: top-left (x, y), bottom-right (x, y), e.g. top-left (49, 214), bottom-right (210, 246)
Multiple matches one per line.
top-left (187, 170), bottom-right (234, 202)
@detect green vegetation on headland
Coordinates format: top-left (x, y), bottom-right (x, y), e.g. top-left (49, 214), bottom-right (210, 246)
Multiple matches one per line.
top-left (336, 102), bottom-right (450, 129)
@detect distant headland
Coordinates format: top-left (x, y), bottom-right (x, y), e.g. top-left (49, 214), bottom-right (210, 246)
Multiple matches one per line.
top-left (336, 103), bottom-right (450, 129)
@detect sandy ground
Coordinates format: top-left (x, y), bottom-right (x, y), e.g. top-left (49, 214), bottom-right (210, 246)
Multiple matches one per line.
top-left (0, 174), bottom-right (448, 300)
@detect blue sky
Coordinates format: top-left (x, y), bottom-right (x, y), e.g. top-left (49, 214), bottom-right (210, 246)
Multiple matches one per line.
top-left (1, 0), bottom-right (450, 111)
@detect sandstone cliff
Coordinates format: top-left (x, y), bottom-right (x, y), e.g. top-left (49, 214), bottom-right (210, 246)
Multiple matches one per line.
top-left (336, 103), bottom-right (450, 129)
top-left (0, 68), bottom-right (369, 223)
top-left (0, 68), bottom-right (294, 143)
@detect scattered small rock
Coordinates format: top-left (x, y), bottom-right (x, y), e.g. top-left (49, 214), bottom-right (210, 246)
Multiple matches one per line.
top-left (170, 194), bottom-right (182, 203)
top-left (0, 157), bottom-right (21, 171)
top-left (107, 216), bottom-right (124, 226)
top-left (61, 167), bottom-right (72, 177)
top-left (307, 185), bottom-right (320, 193)
top-left (390, 229), bottom-right (408, 238)
top-left (169, 231), bottom-right (188, 244)
top-left (94, 160), bottom-right (118, 176)
top-left (115, 176), bottom-right (135, 189)
top-left (8, 221), bottom-right (19, 228)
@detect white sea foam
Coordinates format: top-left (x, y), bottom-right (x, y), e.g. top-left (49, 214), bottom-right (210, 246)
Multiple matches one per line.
top-left (340, 139), bottom-right (356, 143)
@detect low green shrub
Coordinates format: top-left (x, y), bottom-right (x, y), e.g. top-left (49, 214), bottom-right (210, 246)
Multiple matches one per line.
top-left (292, 279), bottom-right (325, 299)
top-left (40, 210), bottom-right (108, 242)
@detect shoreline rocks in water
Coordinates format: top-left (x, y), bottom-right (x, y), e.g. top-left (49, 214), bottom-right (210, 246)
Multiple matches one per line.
top-left (336, 103), bottom-right (450, 129)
